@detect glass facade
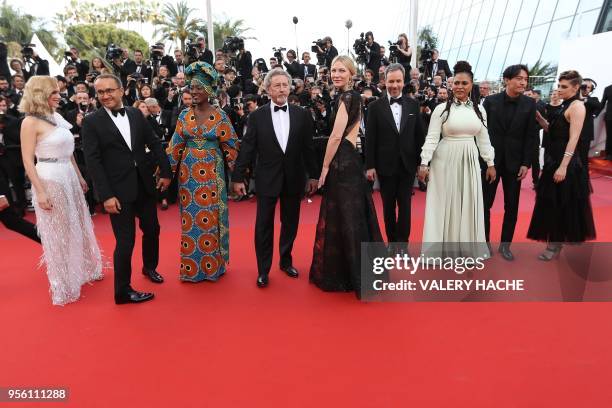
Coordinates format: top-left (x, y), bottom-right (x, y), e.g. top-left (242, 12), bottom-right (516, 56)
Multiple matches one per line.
top-left (413, 0), bottom-right (605, 80)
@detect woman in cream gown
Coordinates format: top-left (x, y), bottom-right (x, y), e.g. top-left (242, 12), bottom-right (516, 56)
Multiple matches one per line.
top-left (418, 61), bottom-right (496, 258)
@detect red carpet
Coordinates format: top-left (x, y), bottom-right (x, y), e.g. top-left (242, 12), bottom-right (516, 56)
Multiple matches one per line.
top-left (2, 173), bottom-right (612, 407)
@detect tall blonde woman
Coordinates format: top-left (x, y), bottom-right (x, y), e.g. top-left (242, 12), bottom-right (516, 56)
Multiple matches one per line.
top-left (20, 76), bottom-right (103, 305)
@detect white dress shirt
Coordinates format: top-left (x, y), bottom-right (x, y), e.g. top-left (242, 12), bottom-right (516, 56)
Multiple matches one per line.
top-left (104, 106), bottom-right (132, 150)
top-left (270, 102), bottom-right (290, 153)
top-left (388, 94), bottom-right (402, 132)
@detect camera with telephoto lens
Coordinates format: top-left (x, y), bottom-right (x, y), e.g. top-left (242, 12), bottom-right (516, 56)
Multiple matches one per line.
top-left (185, 38), bottom-right (199, 60)
top-left (21, 43), bottom-right (36, 60)
top-left (273, 47), bottom-right (286, 62)
top-left (311, 39), bottom-right (326, 66)
top-left (420, 42), bottom-right (433, 63)
top-left (222, 37), bottom-right (244, 54)
top-left (388, 41), bottom-right (400, 59)
top-left (105, 44), bottom-right (123, 61)
top-left (353, 33), bottom-right (368, 64)
top-left (150, 44), bottom-right (164, 62)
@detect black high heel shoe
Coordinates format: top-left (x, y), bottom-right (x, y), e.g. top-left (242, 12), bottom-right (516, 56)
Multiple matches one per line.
top-left (538, 244), bottom-right (562, 261)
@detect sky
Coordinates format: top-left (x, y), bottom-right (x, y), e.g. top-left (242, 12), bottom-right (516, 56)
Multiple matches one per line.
top-left (11, 0), bottom-right (413, 62)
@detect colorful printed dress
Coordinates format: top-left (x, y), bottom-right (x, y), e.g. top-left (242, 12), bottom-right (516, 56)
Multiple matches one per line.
top-left (167, 107), bottom-right (239, 282)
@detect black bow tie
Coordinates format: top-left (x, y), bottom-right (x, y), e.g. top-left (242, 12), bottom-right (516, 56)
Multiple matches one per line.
top-left (274, 105), bottom-right (287, 112)
top-left (390, 97), bottom-right (402, 105)
top-left (111, 107), bottom-right (126, 117)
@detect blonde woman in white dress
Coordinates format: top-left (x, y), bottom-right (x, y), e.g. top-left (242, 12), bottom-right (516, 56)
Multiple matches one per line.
top-left (417, 61), bottom-right (496, 258)
top-left (20, 76), bottom-right (103, 306)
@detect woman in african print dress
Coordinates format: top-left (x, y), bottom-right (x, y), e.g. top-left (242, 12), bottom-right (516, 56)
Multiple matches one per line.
top-left (167, 62), bottom-right (239, 282)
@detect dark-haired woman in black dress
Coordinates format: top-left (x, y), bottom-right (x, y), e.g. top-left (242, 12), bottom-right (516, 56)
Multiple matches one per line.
top-left (310, 56), bottom-right (383, 298)
top-left (529, 70), bottom-right (596, 260)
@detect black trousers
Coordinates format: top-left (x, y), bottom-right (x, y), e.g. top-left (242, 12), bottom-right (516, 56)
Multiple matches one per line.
top-left (0, 158), bottom-right (26, 211)
top-left (0, 206), bottom-right (40, 243)
top-left (531, 141), bottom-right (541, 185)
top-left (378, 170), bottom-right (414, 243)
top-left (109, 179), bottom-right (160, 297)
top-left (606, 118), bottom-right (612, 157)
top-left (255, 194), bottom-right (300, 276)
top-left (482, 165), bottom-right (522, 244)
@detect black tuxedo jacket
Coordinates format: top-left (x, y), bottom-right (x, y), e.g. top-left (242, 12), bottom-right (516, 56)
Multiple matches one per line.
top-left (232, 103), bottom-right (317, 197)
top-left (424, 59), bottom-right (452, 79)
top-left (0, 170), bottom-right (9, 199)
top-left (600, 84), bottom-right (612, 120)
top-left (299, 63), bottom-right (317, 80)
top-left (365, 96), bottom-right (425, 176)
top-left (283, 60), bottom-right (301, 79)
top-left (482, 92), bottom-right (538, 172)
top-left (82, 107), bottom-right (171, 203)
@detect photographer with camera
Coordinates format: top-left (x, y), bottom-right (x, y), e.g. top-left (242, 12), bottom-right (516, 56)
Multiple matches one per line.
top-left (0, 42), bottom-right (11, 79)
top-left (124, 49), bottom-right (153, 83)
top-left (281, 49), bottom-right (300, 79)
top-left (174, 49), bottom-right (186, 73)
top-left (64, 47), bottom-right (89, 81)
top-left (10, 74), bottom-right (25, 107)
top-left (63, 65), bottom-right (80, 97)
top-left (236, 44), bottom-right (253, 87)
top-left (379, 46), bottom-right (390, 68)
top-left (152, 65), bottom-right (173, 102)
top-left (578, 78), bottom-right (602, 174)
top-left (196, 37), bottom-right (214, 65)
top-left (20, 44), bottom-right (49, 80)
top-left (314, 37), bottom-right (337, 70)
top-left (394, 33), bottom-right (412, 78)
top-left (105, 44), bottom-right (125, 80)
top-left (364, 32), bottom-right (382, 83)
top-left (423, 49), bottom-right (451, 82)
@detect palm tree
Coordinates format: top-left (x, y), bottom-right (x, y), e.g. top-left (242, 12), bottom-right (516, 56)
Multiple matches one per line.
top-left (527, 59), bottom-right (557, 77)
top-left (154, 1), bottom-right (204, 52)
top-left (0, 4), bottom-right (59, 59)
top-left (417, 26), bottom-right (439, 63)
top-left (211, 18), bottom-right (255, 50)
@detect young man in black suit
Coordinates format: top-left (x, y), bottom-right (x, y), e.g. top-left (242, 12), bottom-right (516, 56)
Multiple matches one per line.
top-left (282, 49), bottom-right (301, 79)
top-left (365, 63), bottom-right (425, 250)
top-left (601, 83), bottom-right (612, 160)
top-left (232, 68), bottom-right (318, 288)
top-left (0, 171), bottom-right (39, 242)
top-left (299, 52), bottom-right (317, 81)
top-left (82, 74), bottom-right (171, 304)
top-left (482, 64), bottom-right (538, 261)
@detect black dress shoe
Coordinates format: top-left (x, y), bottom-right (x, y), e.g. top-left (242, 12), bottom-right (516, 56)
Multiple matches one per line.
top-left (256, 275), bottom-right (269, 288)
top-left (142, 268), bottom-right (164, 283)
top-left (115, 290), bottom-right (155, 304)
top-left (498, 244), bottom-right (515, 261)
top-left (280, 265), bottom-right (299, 278)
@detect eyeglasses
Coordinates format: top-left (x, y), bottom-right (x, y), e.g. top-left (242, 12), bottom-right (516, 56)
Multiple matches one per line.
top-left (96, 87), bottom-right (119, 96)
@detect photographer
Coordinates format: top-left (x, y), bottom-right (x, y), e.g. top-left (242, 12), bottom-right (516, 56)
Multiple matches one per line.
top-left (236, 45), bottom-right (253, 87)
top-left (55, 75), bottom-right (71, 115)
top-left (291, 79), bottom-right (309, 106)
top-left (315, 37), bottom-right (338, 70)
top-left (150, 43), bottom-right (177, 77)
top-left (125, 49), bottom-right (153, 83)
top-left (579, 78), bottom-right (602, 174)
top-left (196, 37), bottom-right (214, 65)
top-left (20, 45), bottom-right (49, 80)
top-left (0, 42), bottom-right (10, 79)
top-left (281, 49), bottom-right (301, 79)
top-left (10, 74), bottom-right (25, 107)
top-left (63, 65), bottom-right (80, 97)
top-left (365, 32), bottom-right (382, 82)
top-left (395, 33), bottom-right (412, 77)
top-left (152, 65), bottom-right (172, 102)
top-left (174, 49), bottom-right (186, 73)
top-left (0, 95), bottom-right (26, 215)
top-left (423, 49), bottom-right (451, 81)
top-left (379, 46), bottom-right (390, 68)
top-left (65, 47), bottom-right (89, 81)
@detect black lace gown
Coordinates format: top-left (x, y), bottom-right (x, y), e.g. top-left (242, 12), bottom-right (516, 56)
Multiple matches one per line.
top-left (527, 95), bottom-right (596, 242)
top-left (309, 91), bottom-right (383, 297)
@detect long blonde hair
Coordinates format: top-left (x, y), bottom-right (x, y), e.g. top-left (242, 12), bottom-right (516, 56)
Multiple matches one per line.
top-left (331, 55), bottom-right (357, 77)
top-left (18, 76), bottom-right (58, 116)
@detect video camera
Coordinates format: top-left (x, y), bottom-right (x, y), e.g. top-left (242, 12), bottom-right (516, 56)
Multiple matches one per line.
top-left (311, 39), bottom-right (326, 66)
top-left (273, 47), bottom-right (286, 62)
top-left (21, 43), bottom-right (36, 60)
top-left (420, 42), bottom-right (433, 63)
top-left (388, 41), bottom-right (400, 61)
top-left (185, 38), bottom-right (199, 60)
top-left (105, 44), bottom-right (123, 62)
top-left (150, 44), bottom-right (165, 62)
top-left (222, 37), bottom-right (244, 54)
top-left (353, 33), bottom-right (368, 64)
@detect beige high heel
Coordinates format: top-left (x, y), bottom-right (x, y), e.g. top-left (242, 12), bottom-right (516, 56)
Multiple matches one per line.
top-left (538, 244), bottom-right (562, 261)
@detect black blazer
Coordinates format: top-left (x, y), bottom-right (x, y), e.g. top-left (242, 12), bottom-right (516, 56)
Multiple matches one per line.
top-left (232, 103), bottom-right (317, 197)
top-left (365, 96), bottom-right (425, 176)
top-left (283, 60), bottom-right (301, 79)
top-left (600, 84), bottom-right (612, 120)
top-left (299, 63), bottom-right (317, 80)
top-left (82, 107), bottom-right (171, 203)
top-left (482, 92), bottom-right (538, 172)
top-left (424, 59), bottom-right (452, 79)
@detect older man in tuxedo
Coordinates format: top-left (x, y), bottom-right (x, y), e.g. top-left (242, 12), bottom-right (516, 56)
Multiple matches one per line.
top-left (366, 63), bottom-right (425, 251)
top-left (232, 68), bottom-right (318, 288)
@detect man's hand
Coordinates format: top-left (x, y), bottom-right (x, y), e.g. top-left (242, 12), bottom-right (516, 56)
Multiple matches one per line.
top-left (306, 179), bottom-right (318, 196)
top-left (517, 165), bottom-right (529, 180)
top-left (0, 196), bottom-right (9, 211)
top-left (366, 168), bottom-right (377, 182)
top-left (76, 112), bottom-right (84, 127)
top-left (233, 182), bottom-right (247, 196)
top-left (157, 177), bottom-right (171, 192)
top-left (104, 197), bottom-right (121, 214)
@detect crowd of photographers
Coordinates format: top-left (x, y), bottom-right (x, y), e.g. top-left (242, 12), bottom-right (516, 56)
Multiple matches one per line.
top-left (1, 30), bottom-right (607, 216)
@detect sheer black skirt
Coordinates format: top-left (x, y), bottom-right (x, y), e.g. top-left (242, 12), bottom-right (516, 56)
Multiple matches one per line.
top-left (309, 139), bottom-right (383, 297)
